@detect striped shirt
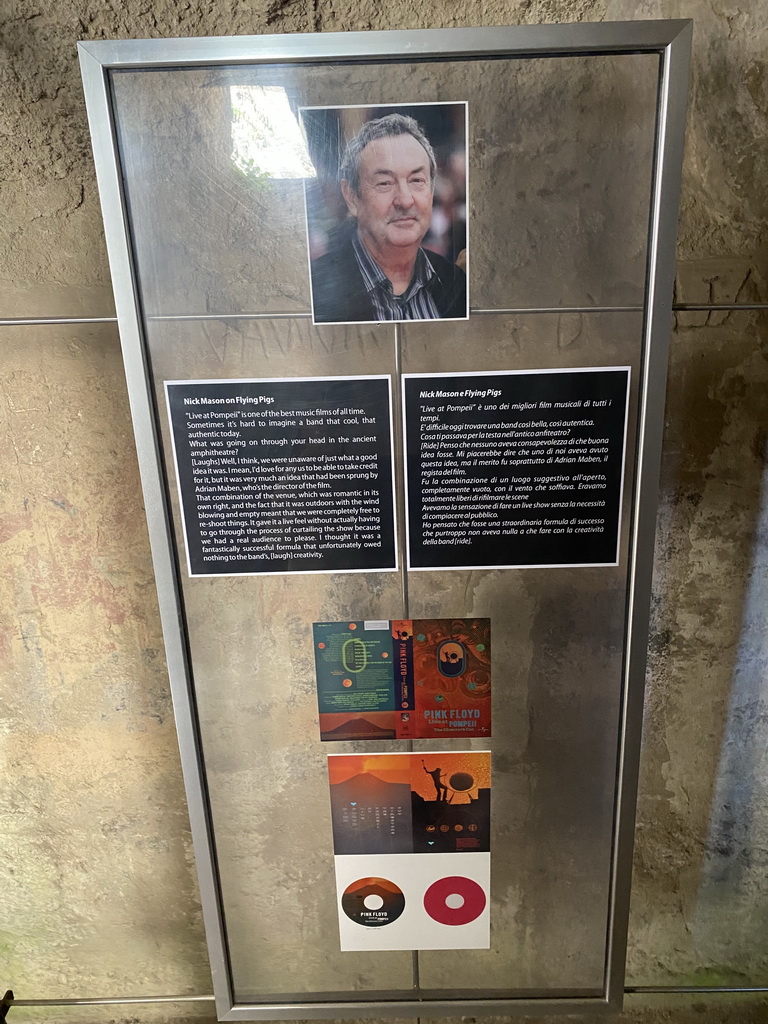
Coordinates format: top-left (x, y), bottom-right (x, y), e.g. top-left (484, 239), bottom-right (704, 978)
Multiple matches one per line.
top-left (351, 232), bottom-right (440, 321)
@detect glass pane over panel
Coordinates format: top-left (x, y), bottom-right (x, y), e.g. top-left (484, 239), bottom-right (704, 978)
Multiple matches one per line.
top-left (403, 312), bottom-right (642, 992)
top-left (140, 310), bottom-right (643, 999)
top-left (111, 52), bottom-right (657, 319)
top-left (146, 316), bottom-right (412, 997)
top-left (105, 39), bottom-right (664, 1009)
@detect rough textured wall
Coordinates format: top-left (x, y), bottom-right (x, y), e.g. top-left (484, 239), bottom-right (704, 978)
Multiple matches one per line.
top-left (1, 0), bottom-right (767, 1021)
top-left (0, 325), bottom-right (211, 996)
top-left (630, 306), bottom-right (768, 986)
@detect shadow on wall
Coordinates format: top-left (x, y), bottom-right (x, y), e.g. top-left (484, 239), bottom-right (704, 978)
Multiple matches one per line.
top-left (695, 436), bottom-right (768, 960)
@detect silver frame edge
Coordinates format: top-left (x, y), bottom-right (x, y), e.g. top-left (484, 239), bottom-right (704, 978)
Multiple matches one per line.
top-left (603, 20), bottom-right (693, 1012)
top-left (77, 44), bottom-right (235, 1020)
top-left (77, 20), bottom-right (691, 66)
top-left (221, 996), bottom-right (613, 1020)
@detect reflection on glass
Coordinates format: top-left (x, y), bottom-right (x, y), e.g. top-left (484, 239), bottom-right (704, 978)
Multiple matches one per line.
top-left (112, 54), bottom-right (657, 317)
top-left (230, 85), bottom-right (316, 180)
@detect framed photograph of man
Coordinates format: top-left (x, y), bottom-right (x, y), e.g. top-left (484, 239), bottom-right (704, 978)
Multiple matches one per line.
top-left (299, 102), bottom-right (469, 326)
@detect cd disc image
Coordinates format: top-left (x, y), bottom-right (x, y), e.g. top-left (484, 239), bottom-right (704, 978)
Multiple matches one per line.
top-left (341, 877), bottom-right (406, 927)
top-left (423, 875), bottom-right (487, 925)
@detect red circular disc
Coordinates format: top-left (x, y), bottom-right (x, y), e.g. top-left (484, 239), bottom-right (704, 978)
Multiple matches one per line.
top-left (423, 876), bottom-right (486, 925)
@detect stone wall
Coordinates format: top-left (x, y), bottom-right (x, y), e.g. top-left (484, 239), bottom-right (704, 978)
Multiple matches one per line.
top-left (1, 1), bottom-right (766, 1022)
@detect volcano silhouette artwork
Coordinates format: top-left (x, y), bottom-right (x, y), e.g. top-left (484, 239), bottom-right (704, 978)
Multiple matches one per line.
top-left (329, 772), bottom-right (413, 854)
top-left (321, 717), bottom-right (397, 741)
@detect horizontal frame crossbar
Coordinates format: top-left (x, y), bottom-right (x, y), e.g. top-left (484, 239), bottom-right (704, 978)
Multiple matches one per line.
top-left (2, 303), bottom-right (767, 328)
top-left (12, 984), bottom-right (768, 1007)
top-left (77, 21), bottom-right (691, 69)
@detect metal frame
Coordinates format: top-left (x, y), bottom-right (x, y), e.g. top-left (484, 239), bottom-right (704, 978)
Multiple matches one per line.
top-left (78, 20), bottom-right (691, 1020)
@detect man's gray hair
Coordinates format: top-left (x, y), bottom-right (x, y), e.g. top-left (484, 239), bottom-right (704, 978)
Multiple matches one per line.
top-left (339, 113), bottom-right (437, 194)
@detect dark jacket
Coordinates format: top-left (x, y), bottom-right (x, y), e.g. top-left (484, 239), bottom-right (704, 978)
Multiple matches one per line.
top-left (310, 230), bottom-right (467, 324)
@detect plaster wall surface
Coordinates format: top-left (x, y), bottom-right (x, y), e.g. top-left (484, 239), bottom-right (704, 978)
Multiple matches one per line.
top-left (1, 0), bottom-right (767, 1022)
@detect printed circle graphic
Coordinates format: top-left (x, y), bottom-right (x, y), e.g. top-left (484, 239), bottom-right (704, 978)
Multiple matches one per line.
top-left (449, 771), bottom-right (475, 792)
top-left (342, 877), bottom-right (405, 928)
top-left (423, 876), bottom-right (486, 926)
top-left (437, 639), bottom-right (466, 677)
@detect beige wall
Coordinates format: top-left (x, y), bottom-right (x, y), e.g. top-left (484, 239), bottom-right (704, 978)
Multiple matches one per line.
top-left (1, 0), bottom-right (766, 1022)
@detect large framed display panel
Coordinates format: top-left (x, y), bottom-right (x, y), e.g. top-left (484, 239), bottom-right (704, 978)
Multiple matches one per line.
top-left (79, 22), bottom-right (691, 1021)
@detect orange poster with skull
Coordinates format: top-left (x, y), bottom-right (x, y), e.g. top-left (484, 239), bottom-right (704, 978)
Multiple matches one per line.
top-left (404, 619), bottom-right (491, 740)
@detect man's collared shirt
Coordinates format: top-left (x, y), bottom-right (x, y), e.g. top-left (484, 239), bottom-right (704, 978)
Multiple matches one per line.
top-left (351, 232), bottom-right (440, 321)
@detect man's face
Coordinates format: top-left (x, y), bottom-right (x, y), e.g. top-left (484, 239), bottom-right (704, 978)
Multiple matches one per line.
top-left (342, 133), bottom-right (433, 256)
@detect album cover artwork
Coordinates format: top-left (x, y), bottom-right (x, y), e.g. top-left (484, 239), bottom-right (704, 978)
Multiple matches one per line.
top-left (409, 619), bottom-right (491, 740)
top-left (313, 619), bottom-right (491, 741)
top-left (334, 852), bottom-right (490, 950)
top-left (328, 751), bottom-right (491, 951)
top-left (327, 750), bottom-right (491, 856)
